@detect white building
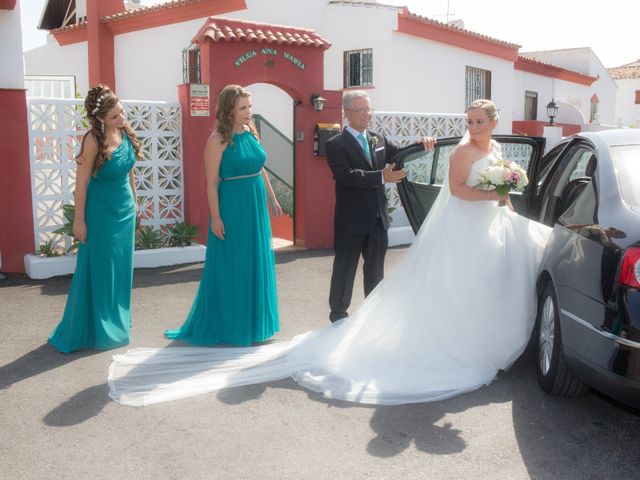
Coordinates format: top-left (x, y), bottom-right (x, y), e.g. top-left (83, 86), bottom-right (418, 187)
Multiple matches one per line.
top-left (25, 0), bottom-right (621, 139)
top-left (518, 48), bottom-right (618, 127)
top-left (608, 60), bottom-right (640, 128)
top-left (24, 0), bottom-right (523, 137)
top-left (9, 0), bottom-right (626, 274)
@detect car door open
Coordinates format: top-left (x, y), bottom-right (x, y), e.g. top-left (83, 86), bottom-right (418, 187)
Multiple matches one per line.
top-left (394, 135), bottom-right (545, 233)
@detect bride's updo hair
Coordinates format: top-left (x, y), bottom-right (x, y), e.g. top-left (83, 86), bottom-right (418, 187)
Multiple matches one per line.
top-left (468, 99), bottom-right (499, 122)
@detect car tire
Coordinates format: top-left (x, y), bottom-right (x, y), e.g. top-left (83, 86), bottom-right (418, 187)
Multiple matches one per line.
top-left (535, 281), bottom-right (588, 397)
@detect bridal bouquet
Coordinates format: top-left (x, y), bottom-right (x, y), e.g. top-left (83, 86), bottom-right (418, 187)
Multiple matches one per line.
top-left (476, 159), bottom-right (529, 206)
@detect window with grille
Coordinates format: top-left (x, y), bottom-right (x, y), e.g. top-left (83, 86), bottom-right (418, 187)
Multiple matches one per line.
top-left (343, 49), bottom-right (373, 88)
top-left (465, 66), bottom-right (491, 109)
top-left (182, 45), bottom-right (201, 84)
top-left (524, 91), bottom-right (538, 120)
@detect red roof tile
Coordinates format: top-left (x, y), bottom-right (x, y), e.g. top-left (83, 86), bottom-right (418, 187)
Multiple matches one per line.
top-left (516, 56), bottom-right (598, 86)
top-left (193, 17), bottom-right (331, 49)
top-left (399, 8), bottom-right (520, 49)
top-left (608, 66), bottom-right (640, 79)
top-left (50, 20), bottom-right (86, 34)
top-left (103, 0), bottom-right (211, 23)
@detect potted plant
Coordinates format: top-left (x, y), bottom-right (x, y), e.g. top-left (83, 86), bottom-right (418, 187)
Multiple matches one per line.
top-left (164, 221), bottom-right (200, 247)
top-left (25, 204), bottom-right (206, 279)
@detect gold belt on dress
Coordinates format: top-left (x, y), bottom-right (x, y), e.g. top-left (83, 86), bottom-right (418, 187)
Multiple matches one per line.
top-left (221, 171), bottom-right (262, 181)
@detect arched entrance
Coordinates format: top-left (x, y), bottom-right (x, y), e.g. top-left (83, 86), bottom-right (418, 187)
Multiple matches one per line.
top-left (249, 82), bottom-right (295, 245)
top-left (178, 17), bottom-right (342, 248)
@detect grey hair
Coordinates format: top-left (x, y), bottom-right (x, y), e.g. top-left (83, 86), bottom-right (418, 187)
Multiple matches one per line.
top-left (343, 90), bottom-right (370, 110)
top-left (467, 99), bottom-right (499, 121)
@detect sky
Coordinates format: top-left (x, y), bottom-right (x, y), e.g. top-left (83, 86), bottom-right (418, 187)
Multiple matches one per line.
top-left (20, 0), bottom-right (639, 68)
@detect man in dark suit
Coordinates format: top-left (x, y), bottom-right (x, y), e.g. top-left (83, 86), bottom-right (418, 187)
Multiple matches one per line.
top-left (325, 90), bottom-right (435, 322)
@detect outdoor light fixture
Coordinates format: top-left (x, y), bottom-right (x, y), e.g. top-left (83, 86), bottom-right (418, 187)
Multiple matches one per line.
top-left (310, 93), bottom-right (326, 112)
top-left (546, 99), bottom-right (559, 126)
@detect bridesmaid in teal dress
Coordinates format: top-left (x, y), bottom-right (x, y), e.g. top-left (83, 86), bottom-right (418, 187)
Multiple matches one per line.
top-left (165, 85), bottom-right (282, 346)
top-left (49, 85), bottom-right (142, 353)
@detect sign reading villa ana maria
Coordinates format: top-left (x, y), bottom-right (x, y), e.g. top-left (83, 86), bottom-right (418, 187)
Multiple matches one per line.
top-left (234, 48), bottom-right (305, 70)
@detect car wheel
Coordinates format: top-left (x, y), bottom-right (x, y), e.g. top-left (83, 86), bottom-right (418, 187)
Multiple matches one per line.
top-left (535, 281), bottom-right (588, 397)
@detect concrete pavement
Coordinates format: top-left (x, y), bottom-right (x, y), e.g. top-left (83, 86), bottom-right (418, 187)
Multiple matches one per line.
top-left (1, 246), bottom-right (639, 480)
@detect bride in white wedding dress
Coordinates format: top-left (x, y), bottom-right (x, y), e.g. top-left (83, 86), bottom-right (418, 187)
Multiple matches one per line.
top-left (108, 100), bottom-right (552, 406)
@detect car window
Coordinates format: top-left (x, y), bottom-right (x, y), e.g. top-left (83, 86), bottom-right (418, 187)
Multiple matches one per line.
top-left (434, 144), bottom-right (457, 184)
top-left (558, 180), bottom-right (597, 226)
top-left (570, 150), bottom-right (595, 180)
top-left (403, 144), bottom-right (458, 186)
top-left (611, 145), bottom-right (640, 208)
top-left (537, 142), bottom-right (566, 196)
top-left (404, 149), bottom-right (434, 185)
top-left (405, 139), bottom-right (538, 187)
top-left (543, 145), bottom-right (597, 224)
top-left (500, 142), bottom-right (534, 171)
top-left (550, 146), bottom-right (595, 197)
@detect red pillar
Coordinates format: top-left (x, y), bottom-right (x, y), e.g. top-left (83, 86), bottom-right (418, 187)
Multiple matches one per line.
top-left (85, 0), bottom-right (124, 89)
top-left (178, 84), bottom-right (214, 243)
top-left (294, 90), bottom-right (342, 248)
top-left (0, 89), bottom-right (34, 272)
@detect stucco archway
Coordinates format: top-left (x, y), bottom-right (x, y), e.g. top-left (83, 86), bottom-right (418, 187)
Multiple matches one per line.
top-left (178, 17), bottom-right (342, 248)
top-left (556, 101), bottom-right (586, 125)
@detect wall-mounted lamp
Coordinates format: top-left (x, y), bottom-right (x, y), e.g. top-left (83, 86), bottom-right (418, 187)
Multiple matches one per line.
top-left (546, 99), bottom-right (559, 126)
top-left (310, 93), bottom-right (327, 112)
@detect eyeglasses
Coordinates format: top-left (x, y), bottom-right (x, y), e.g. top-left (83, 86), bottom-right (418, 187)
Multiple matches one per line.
top-left (346, 107), bottom-right (374, 114)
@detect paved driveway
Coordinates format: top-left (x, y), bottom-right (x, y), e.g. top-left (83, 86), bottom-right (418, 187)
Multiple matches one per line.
top-left (1, 247), bottom-right (638, 480)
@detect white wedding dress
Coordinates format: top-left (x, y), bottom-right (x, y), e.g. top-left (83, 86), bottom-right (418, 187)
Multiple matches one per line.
top-left (108, 142), bottom-right (552, 406)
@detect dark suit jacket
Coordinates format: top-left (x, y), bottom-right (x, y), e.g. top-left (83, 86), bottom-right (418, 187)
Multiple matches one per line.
top-left (325, 128), bottom-right (400, 234)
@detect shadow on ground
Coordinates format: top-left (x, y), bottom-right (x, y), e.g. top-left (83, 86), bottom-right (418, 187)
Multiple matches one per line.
top-left (0, 343), bottom-right (100, 390)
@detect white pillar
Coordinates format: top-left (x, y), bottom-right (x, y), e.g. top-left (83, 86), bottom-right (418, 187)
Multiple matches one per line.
top-left (543, 126), bottom-right (563, 153)
top-left (0, 3), bottom-right (25, 89)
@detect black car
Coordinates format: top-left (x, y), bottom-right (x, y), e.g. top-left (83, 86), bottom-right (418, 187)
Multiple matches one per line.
top-left (394, 130), bottom-right (640, 408)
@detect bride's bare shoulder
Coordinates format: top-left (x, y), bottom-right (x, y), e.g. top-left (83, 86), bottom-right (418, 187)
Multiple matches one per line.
top-left (450, 141), bottom-right (476, 165)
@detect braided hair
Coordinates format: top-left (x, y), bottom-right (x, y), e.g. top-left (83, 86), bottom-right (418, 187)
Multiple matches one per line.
top-left (78, 84), bottom-right (143, 173)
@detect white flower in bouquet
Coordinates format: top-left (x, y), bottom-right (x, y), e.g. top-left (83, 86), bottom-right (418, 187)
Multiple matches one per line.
top-left (483, 165), bottom-right (507, 186)
top-left (476, 159), bottom-right (529, 206)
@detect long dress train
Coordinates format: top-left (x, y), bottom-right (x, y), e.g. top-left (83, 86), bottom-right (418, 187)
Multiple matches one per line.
top-left (108, 141), bottom-right (551, 406)
top-left (49, 135), bottom-right (136, 353)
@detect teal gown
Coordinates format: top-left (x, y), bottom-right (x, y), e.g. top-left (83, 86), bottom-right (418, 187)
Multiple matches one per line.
top-left (165, 130), bottom-right (279, 346)
top-left (49, 135), bottom-right (136, 353)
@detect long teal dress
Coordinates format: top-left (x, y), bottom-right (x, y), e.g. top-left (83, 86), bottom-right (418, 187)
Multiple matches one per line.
top-left (165, 130), bottom-right (279, 346)
top-left (49, 134), bottom-right (136, 353)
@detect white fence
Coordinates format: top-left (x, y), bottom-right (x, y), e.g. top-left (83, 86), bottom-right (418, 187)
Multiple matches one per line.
top-left (25, 75), bottom-right (77, 99)
top-left (371, 112), bottom-right (467, 225)
top-left (27, 98), bottom-right (184, 255)
top-left (26, 103), bottom-right (468, 254)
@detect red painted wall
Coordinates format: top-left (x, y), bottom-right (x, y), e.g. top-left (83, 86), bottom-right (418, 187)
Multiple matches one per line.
top-left (0, 0), bottom-right (17, 10)
top-left (86, 0), bottom-right (124, 89)
top-left (512, 120), bottom-right (581, 137)
top-left (0, 89), bottom-right (34, 272)
top-left (512, 121), bottom-right (544, 136)
top-left (179, 38), bottom-right (341, 248)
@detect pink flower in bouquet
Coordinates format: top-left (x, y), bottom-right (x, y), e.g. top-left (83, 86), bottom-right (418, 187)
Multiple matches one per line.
top-left (476, 158), bottom-right (529, 206)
